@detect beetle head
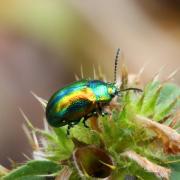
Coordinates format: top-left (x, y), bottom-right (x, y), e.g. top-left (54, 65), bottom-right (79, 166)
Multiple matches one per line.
top-left (107, 83), bottom-right (119, 97)
top-left (107, 82), bottom-right (142, 98)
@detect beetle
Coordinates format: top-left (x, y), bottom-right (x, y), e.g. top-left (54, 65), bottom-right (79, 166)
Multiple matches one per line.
top-left (46, 49), bottom-right (141, 135)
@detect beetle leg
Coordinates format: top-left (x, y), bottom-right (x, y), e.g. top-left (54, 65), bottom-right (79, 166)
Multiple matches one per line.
top-left (83, 119), bottom-right (89, 128)
top-left (83, 111), bottom-right (97, 128)
top-left (82, 108), bottom-right (102, 128)
top-left (67, 120), bottom-right (80, 135)
top-left (97, 103), bottom-right (104, 116)
top-left (83, 116), bottom-right (90, 128)
top-left (67, 124), bottom-right (72, 136)
top-left (97, 103), bottom-right (103, 114)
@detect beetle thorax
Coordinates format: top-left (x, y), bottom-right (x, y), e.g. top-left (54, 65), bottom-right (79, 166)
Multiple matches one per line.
top-left (88, 80), bottom-right (118, 102)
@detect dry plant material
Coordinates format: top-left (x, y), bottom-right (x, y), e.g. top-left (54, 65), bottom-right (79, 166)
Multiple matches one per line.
top-left (0, 165), bottom-right (9, 177)
top-left (55, 167), bottom-right (72, 180)
top-left (120, 64), bottom-right (128, 89)
top-left (122, 150), bottom-right (171, 180)
top-left (1, 63), bottom-right (179, 180)
top-left (73, 145), bottom-right (115, 178)
top-left (136, 115), bottom-right (180, 154)
top-left (169, 111), bottom-right (180, 129)
top-left (89, 116), bottom-right (102, 133)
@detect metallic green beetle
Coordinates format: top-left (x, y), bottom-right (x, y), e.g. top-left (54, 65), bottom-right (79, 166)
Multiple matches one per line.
top-left (46, 49), bottom-right (141, 134)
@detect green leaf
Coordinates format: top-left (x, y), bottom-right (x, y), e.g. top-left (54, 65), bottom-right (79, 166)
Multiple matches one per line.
top-left (170, 170), bottom-right (180, 180)
top-left (53, 127), bottom-right (74, 153)
top-left (10, 176), bottom-right (45, 180)
top-left (170, 163), bottom-right (180, 180)
top-left (140, 81), bottom-right (161, 116)
top-left (71, 122), bottom-right (101, 145)
top-left (3, 160), bottom-right (61, 180)
top-left (35, 129), bottom-right (58, 144)
top-left (0, 165), bottom-right (8, 177)
top-left (154, 83), bottom-right (180, 121)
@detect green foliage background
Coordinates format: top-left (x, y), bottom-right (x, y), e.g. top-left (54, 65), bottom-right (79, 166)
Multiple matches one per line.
top-left (1, 80), bottom-right (180, 180)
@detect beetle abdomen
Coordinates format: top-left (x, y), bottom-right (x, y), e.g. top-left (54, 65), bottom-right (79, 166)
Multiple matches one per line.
top-left (46, 80), bottom-right (96, 127)
top-left (61, 99), bottom-right (94, 120)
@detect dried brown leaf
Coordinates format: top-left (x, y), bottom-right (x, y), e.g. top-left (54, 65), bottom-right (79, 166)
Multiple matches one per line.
top-left (122, 150), bottom-right (171, 180)
top-left (73, 145), bottom-right (114, 178)
top-left (89, 116), bottom-right (102, 133)
top-left (120, 64), bottom-right (128, 89)
top-left (169, 111), bottom-right (180, 129)
top-left (136, 115), bottom-right (180, 154)
top-left (55, 166), bottom-right (72, 180)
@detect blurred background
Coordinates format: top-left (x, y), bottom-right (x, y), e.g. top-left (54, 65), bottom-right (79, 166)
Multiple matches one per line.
top-left (0, 0), bottom-right (180, 168)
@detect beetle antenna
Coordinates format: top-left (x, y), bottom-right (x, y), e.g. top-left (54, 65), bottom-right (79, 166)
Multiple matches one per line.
top-left (120, 88), bottom-right (143, 92)
top-left (114, 48), bottom-right (120, 84)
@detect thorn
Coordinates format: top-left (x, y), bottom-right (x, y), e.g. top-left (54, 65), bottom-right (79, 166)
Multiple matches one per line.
top-left (137, 61), bottom-right (150, 78)
top-left (165, 159), bottom-right (180, 164)
top-left (152, 65), bottom-right (166, 83)
top-left (98, 64), bottom-right (102, 76)
top-left (158, 114), bottom-right (172, 124)
top-left (22, 124), bottom-right (37, 150)
top-left (93, 64), bottom-right (97, 79)
top-left (41, 138), bottom-right (48, 149)
top-left (19, 108), bottom-right (34, 130)
top-left (22, 153), bottom-right (31, 160)
top-left (165, 68), bottom-right (179, 82)
top-left (32, 131), bottom-right (39, 150)
top-left (80, 162), bottom-right (90, 178)
top-left (37, 173), bottom-right (58, 177)
top-left (33, 150), bottom-right (47, 161)
top-left (120, 64), bottom-right (128, 89)
top-left (43, 117), bottom-right (49, 132)
top-left (74, 73), bottom-right (80, 81)
top-left (80, 64), bottom-right (84, 79)
top-left (136, 93), bottom-right (145, 112)
top-left (30, 91), bottom-right (47, 109)
top-left (98, 65), bottom-right (106, 81)
top-left (99, 160), bottom-right (116, 170)
top-left (156, 97), bottom-right (179, 121)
